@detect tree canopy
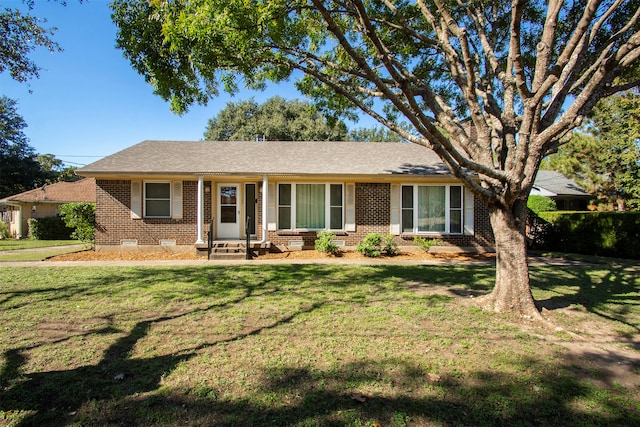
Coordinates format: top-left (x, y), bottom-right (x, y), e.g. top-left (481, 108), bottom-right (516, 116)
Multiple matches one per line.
top-left (0, 97), bottom-right (75, 198)
top-left (0, 5), bottom-right (61, 83)
top-left (204, 96), bottom-right (403, 141)
top-left (0, 96), bottom-right (42, 198)
top-left (204, 96), bottom-right (349, 141)
top-left (112, 0), bottom-right (640, 318)
top-left (544, 92), bottom-right (640, 210)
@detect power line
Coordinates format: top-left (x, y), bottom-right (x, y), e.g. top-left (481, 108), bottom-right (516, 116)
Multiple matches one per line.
top-left (59, 160), bottom-right (88, 166)
top-left (54, 155), bottom-right (105, 158)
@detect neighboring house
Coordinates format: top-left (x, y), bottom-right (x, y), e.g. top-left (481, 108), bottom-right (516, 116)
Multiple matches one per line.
top-left (531, 170), bottom-right (591, 210)
top-left (0, 178), bottom-right (96, 238)
top-left (76, 140), bottom-right (494, 253)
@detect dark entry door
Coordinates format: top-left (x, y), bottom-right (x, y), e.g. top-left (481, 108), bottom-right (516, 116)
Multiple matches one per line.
top-left (245, 183), bottom-right (256, 236)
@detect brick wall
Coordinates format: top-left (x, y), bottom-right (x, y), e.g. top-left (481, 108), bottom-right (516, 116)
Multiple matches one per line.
top-left (96, 179), bottom-right (211, 247)
top-left (268, 182), bottom-right (494, 249)
top-left (97, 179), bottom-right (493, 250)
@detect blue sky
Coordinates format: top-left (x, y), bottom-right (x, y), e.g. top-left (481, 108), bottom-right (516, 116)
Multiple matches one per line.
top-left (1, 0), bottom-right (343, 167)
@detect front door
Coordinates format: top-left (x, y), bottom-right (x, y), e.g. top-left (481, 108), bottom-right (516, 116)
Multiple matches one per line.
top-left (217, 184), bottom-right (240, 239)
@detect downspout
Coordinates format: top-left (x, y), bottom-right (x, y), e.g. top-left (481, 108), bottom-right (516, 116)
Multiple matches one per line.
top-left (262, 175), bottom-right (268, 243)
top-left (17, 205), bottom-right (23, 238)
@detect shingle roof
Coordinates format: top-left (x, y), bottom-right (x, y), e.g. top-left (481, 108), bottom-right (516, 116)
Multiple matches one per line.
top-left (76, 140), bottom-right (452, 177)
top-left (0, 178), bottom-right (96, 203)
top-left (533, 170), bottom-right (589, 197)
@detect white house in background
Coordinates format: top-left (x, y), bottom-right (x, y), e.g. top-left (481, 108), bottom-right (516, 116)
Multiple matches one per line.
top-left (531, 170), bottom-right (591, 210)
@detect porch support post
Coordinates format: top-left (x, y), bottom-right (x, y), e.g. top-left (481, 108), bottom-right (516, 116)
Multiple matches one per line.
top-left (15, 204), bottom-right (23, 239)
top-left (262, 175), bottom-right (268, 243)
top-left (196, 176), bottom-right (205, 244)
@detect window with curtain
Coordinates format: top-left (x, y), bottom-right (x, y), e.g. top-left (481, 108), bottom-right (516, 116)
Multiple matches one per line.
top-left (144, 182), bottom-right (171, 218)
top-left (401, 184), bottom-right (463, 234)
top-left (277, 183), bottom-right (343, 230)
top-left (296, 184), bottom-right (325, 228)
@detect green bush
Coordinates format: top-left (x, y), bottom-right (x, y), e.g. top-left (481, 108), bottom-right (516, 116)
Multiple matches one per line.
top-left (527, 195), bottom-right (557, 214)
top-left (355, 233), bottom-right (398, 257)
top-left (59, 202), bottom-right (96, 243)
top-left (414, 236), bottom-right (444, 251)
top-left (356, 233), bottom-right (383, 257)
top-left (526, 196), bottom-right (558, 249)
top-left (0, 221), bottom-right (10, 239)
top-left (314, 231), bottom-right (339, 255)
top-left (28, 216), bottom-right (73, 240)
top-left (382, 234), bottom-right (399, 256)
top-left (538, 211), bottom-right (640, 259)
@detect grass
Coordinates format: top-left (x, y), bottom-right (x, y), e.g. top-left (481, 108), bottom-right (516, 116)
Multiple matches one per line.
top-left (0, 240), bottom-right (80, 251)
top-left (0, 262), bottom-right (638, 426)
top-left (0, 239), bottom-right (86, 261)
top-left (0, 247), bottom-right (87, 262)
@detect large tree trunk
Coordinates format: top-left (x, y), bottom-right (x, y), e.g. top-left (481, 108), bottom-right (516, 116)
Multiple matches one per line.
top-left (481, 200), bottom-right (544, 320)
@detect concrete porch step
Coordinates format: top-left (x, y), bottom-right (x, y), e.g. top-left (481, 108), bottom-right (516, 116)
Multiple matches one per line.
top-left (209, 252), bottom-right (247, 260)
top-left (196, 240), bottom-right (271, 259)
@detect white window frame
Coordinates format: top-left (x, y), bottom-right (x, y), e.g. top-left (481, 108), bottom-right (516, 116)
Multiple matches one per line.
top-left (401, 184), bottom-right (464, 235)
top-left (144, 181), bottom-right (172, 218)
top-left (277, 182), bottom-right (344, 231)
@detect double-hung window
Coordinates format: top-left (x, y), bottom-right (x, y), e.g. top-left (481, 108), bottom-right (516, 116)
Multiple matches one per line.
top-left (401, 184), bottom-right (463, 234)
top-left (144, 182), bottom-right (171, 218)
top-left (277, 183), bottom-right (343, 230)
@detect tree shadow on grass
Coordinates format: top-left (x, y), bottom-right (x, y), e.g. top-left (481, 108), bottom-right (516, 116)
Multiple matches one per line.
top-left (1, 263), bottom-right (638, 426)
top-left (0, 266), bottom-right (329, 426)
top-left (46, 356), bottom-right (640, 426)
top-left (531, 263), bottom-right (640, 333)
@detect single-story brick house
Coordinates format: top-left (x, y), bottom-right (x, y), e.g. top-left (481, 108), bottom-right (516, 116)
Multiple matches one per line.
top-left (76, 140), bottom-right (494, 253)
top-left (0, 178), bottom-right (96, 238)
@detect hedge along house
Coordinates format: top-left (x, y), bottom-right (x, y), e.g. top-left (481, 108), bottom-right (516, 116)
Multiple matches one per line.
top-left (76, 140), bottom-right (494, 254)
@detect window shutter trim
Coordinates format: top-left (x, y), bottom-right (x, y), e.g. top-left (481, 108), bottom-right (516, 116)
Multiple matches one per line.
top-left (172, 181), bottom-right (183, 219)
top-left (345, 183), bottom-right (356, 232)
top-left (390, 184), bottom-right (400, 234)
top-left (267, 182), bottom-right (276, 231)
top-left (464, 187), bottom-right (474, 235)
top-left (131, 181), bottom-right (142, 219)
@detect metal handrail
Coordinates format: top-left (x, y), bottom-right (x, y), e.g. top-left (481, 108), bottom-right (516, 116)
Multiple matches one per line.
top-left (246, 216), bottom-right (252, 260)
top-left (207, 220), bottom-right (213, 259)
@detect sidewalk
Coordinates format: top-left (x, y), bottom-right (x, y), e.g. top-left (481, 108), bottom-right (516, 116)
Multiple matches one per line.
top-left (0, 256), bottom-right (587, 268)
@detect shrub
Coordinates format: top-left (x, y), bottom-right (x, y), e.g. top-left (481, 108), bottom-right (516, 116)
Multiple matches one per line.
top-left (356, 232), bottom-right (383, 257)
top-left (28, 216), bottom-right (73, 240)
top-left (314, 231), bottom-right (339, 255)
top-left (414, 236), bottom-right (444, 251)
top-left (527, 195), bottom-right (557, 214)
top-left (382, 234), bottom-right (399, 256)
top-left (356, 233), bottom-right (399, 257)
top-left (0, 221), bottom-right (10, 239)
top-left (59, 202), bottom-right (96, 243)
top-left (539, 211), bottom-right (640, 259)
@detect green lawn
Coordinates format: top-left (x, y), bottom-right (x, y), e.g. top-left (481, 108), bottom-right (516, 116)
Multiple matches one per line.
top-left (0, 240), bottom-right (86, 262)
top-left (0, 240), bottom-right (80, 251)
top-left (0, 262), bottom-right (638, 426)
